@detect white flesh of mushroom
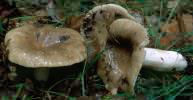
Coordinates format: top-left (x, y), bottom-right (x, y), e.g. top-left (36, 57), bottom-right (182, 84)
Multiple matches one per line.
top-left (143, 48), bottom-right (188, 71)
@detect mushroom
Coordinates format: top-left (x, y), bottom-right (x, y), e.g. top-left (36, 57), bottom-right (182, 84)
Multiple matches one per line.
top-left (98, 18), bottom-right (189, 94)
top-left (81, 3), bottom-right (192, 95)
top-left (97, 18), bottom-right (149, 94)
top-left (81, 3), bottom-right (149, 94)
top-left (5, 24), bottom-right (86, 81)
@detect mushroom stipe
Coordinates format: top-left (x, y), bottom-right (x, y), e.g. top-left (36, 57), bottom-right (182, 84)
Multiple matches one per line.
top-left (9, 62), bottom-right (84, 87)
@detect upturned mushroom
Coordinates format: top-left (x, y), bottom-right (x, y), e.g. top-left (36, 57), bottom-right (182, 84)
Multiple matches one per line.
top-left (81, 4), bottom-right (149, 94)
top-left (82, 3), bottom-right (190, 95)
top-left (5, 24), bottom-right (86, 82)
top-left (96, 17), bottom-right (189, 94)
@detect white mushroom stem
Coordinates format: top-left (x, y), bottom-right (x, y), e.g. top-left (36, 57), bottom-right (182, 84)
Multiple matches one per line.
top-left (143, 48), bottom-right (188, 71)
top-left (34, 68), bottom-right (50, 82)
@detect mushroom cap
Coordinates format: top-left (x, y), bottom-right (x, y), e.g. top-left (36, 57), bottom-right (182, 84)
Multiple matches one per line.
top-left (109, 18), bottom-right (149, 47)
top-left (5, 24), bottom-right (86, 68)
top-left (97, 18), bottom-right (149, 94)
top-left (81, 4), bottom-right (136, 38)
top-left (88, 4), bottom-right (136, 22)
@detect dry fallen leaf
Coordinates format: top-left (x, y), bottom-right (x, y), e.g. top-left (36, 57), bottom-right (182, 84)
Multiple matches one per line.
top-left (161, 14), bottom-right (193, 33)
top-left (160, 14), bottom-right (193, 47)
top-left (161, 20), bottom-right (179, 33)
top-left (160, 33), bottom-right (177, 47)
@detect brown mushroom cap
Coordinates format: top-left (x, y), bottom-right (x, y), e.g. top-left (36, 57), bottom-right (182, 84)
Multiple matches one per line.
top-left (88, 4), bottom-right (136, 22)
top-left (97, 18), bottom-right (149, 94)
top-left (109, 18), bottom-right (149, 47)
top-left (5, 24), bottom-right (86, 68)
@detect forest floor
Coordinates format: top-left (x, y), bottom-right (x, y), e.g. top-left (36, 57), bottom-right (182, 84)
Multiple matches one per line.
top-left (0, 0), bottom-right (193, 100)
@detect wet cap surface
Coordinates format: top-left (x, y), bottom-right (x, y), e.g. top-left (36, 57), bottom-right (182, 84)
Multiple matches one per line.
top-left (5, 25), bottom-right (86, 68)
